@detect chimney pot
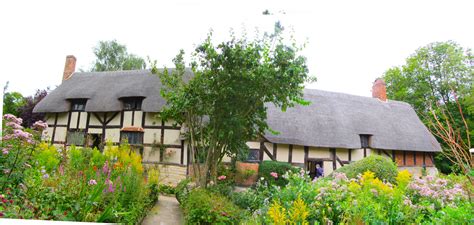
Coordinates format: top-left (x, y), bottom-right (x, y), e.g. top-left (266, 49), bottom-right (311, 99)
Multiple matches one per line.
top-left (62, 55), bottom-right (76, 82)
top-left (372, 78), bottom-right (387, 101)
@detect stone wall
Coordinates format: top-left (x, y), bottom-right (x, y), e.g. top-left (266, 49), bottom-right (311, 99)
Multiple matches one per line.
top-left (398, 166), bottom-right (438, 178)
top-left (145, 164), bottom-right (187, 186)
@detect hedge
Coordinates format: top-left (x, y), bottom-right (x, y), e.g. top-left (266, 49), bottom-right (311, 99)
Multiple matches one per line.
top-left (335, 155), bottom-right (398, 183)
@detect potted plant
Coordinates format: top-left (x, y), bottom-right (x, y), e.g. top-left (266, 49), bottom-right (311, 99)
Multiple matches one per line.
top-left (235, 161), bottom-right (259, 186)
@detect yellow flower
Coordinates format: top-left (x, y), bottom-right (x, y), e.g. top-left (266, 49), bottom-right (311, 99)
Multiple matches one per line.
top-left (147, 168), bottom-right (160, 186)
top-left (268, 200), bottom-right (287, 225)
top-left (371, 178), bottom-right (392, 194)
top-left (348, 181), bottom-right (361, 192)
top-left (396, 170), bottom-right (412, 187)
top-left (361, 170), bottom-right (375, 185)
top-left (289, 196), bottom-right (309, 225)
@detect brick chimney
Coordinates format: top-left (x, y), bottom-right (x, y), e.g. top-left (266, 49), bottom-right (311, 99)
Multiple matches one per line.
top-left (372, 78), bottom-right (387, 101)
top-left (62, 55), bottom-right (76, 81)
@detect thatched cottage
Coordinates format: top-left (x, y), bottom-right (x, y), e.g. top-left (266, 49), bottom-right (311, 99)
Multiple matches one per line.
top-left (34, 56), bottom-right (441, 183)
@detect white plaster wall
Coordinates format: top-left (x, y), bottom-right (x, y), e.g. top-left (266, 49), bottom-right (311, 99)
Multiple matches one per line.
top-left (163, 129), bottom-right (181, 145)
top-left (164, 147), bottom-right (181, 164)
top-left (108, 113), bottom-right (121, 126)
top-left (144, 129), bottom-right (161, 144)
top-left (123, 111), bottom-right (133, 127)
top-left (89, 114), bottom-right (102, 126)
top-left (276, 144), bottom-right (289, 162)
top-left (292, 145), bottom-right (305, 163)
top-left (324, 161), bottom-right (333, 175)
top-left (351, 148), bottom-right (365, 161)
top-left (143, 146), bottom-right (160, 162)
top-left (55, 127), bottom-right (67, 142)
top-left (69, 112), bottom-right (78, 129)
top-left (57, 113), bottom-right (69, 125)
top-left (105, 128), bottom-right (120, 142)
top-left (145, 112), bottom-right (160, 125)
top-left (246, 141), bottom-right (260, 149)
top-left (133, 111), bottom-right (143, 126)
top-left (78, 112), bottom-right (87, 129)
top-left (308, 147), bottom-right (330, 158)
top-left (88, 128), bottom-right (102, 134)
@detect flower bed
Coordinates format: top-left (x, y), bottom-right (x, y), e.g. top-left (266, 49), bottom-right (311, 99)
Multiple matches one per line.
top-left (1, 114), bottom-right (159, 223)
top-left (239, 168), bottom-right (473, 224)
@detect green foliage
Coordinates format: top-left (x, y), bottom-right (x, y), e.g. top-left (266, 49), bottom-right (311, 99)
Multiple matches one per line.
top-left (335, 155), bottom-right (398, 183)
top-left (1, 123), bottom-right (157, 224)
top-left (175, 178), bottom-right (193, 205)
top-left (152, 27), bottom-right (314, 185)
top-left (258, 160), bottom-right (298, 187)
top-left (158, 184), bottom-right (176, 195)
top-left (183, 188), bottom-right (246, 224)
top-left (91, 40), bottom-right (146, 72)
top-left (3, 91), bottom-right (26, 116)
top-left (247, 169), bottom-right (472, 224)
top-left (382, 41), bottom-right (474, 173)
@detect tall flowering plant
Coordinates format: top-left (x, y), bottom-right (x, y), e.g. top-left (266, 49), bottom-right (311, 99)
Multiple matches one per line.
top-left (1, 114), bottom-right (44, 190)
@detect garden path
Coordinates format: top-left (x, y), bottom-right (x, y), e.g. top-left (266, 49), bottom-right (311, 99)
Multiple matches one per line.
top-left (142, 195), bottom-right (184, 225)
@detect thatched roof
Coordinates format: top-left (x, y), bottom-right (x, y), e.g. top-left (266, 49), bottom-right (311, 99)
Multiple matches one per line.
top-left (33, 69), bottom-right (192, 113)
top-left (34, 70), bottom-right (441, 152)
top-left (265, 89), bottom-right (441, 152)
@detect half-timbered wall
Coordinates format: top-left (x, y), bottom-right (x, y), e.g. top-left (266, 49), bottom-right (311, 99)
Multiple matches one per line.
top-left (44, 111), bottom-right (188, 169)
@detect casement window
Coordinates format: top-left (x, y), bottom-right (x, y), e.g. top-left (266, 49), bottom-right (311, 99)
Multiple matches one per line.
top-left (67, 129), bottom-right (85, 146)
top-left (70, 99), bottom-right (87, 111)
top-left (121, 97), bottom-right (143, 111)
top-left (121, 131), bottom-right (144, 145)
top-left (360, 134), bottom-right (371, 148)
top-left (246, 149), bottom-right (260, 162)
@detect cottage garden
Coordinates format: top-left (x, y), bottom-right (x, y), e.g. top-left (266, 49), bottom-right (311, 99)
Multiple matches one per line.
top-left (0, 115), bottom-right (473, 224)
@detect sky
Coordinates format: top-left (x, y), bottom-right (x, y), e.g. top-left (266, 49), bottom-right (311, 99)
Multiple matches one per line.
top-left (0, 0), bottom-right (473, 97)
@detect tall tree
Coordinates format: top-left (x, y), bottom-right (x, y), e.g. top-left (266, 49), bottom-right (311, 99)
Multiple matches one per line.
top-left (91, 40), bottom-right (146, 72)
top-left (2, 82), bottom-right (26, 117)
top-left (18, 89), bottom-right (48, 128)
top-left (383, 41), bottom-right (473, 173)
top-left (153, 29), bottom-right (313, 186)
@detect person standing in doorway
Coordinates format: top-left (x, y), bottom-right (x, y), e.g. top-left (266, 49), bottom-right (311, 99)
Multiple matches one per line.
top-left (315, 163), bottom-right (324, 178)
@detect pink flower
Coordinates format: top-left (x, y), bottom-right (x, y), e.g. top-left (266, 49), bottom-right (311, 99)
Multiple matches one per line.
top-left (270, 172), bottom-right (278, 178)
top-left (2, 148), bottom-right (9, 155)
top-left (217, 175), bottom-right (227, 181)
top-left (88, 179), bottom-right (97, 185)
top-left (33, 120), bottom-right (48, 130)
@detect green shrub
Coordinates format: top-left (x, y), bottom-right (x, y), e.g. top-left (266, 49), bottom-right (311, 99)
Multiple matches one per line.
top-left (230, 190), bottom-right (265, 212)
top-left (158, 184), bottom-right (176, 195)
top-left (175, 178), bottom-right (193, 205)
top-left (335, 155), bottom-right (398, 183)
top-left (258, 160), bottom-right (298, 187)
top-left (184, 188), bottom-right (246, 224)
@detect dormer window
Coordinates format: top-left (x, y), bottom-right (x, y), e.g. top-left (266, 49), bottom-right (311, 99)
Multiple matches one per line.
top-left (121, 97), bottom-right (143, 111)
top-left (70, 99), bottom-right (87, 111)
top-left (360, 134), bottom-right (372, 148)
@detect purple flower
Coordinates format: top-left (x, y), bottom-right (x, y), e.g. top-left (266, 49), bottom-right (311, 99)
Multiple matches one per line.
top-left (42, 173), bottom-right (49, 179)
top-left (102, 161), bottom-right (109, 174)
top-left (6, 122), bottom-right (23, 130)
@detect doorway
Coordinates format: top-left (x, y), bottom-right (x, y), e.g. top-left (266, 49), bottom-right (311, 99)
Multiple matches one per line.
top-left (307, 160), bottom-right (323, 179)
top-left (90, 134), bottom-right (102, 150)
